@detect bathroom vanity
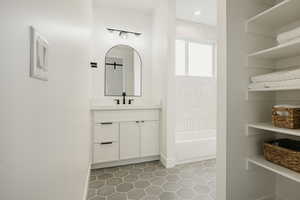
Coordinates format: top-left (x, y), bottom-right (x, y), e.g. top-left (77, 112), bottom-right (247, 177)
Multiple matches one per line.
top-left (90, 105), bottom-right (161, 169)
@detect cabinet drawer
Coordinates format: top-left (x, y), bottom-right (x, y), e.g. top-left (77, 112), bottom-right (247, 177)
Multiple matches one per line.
top-left (93, 142), bottom-right (119, 163)
top-left (94, 122), bottom-right (119, 143)
top-left (94, 110), bottom-right (160, 122)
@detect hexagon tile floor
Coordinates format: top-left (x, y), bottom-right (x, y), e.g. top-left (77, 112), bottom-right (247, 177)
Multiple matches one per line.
top-left (87, 159), bottom-right (216, 200)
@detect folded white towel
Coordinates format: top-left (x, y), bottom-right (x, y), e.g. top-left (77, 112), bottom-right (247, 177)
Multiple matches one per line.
top-left (277, 26), bottom-right (300, 44)
top-left (251, 68), bottom-right (300, 83)
top-left (274, 105), bottom-right (300, 108)
top-left (248, 82), bottom-right (266, 89)
top-left (248, 79), bottom-right (300, 89)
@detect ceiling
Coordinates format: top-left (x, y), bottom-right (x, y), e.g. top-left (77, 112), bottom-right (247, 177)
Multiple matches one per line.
top-left (94, 0), bottom-right (217, 26)
top-left (93, 0), bottom-right (158, 14)
top-left (176, 0), bottom-right (217, 26)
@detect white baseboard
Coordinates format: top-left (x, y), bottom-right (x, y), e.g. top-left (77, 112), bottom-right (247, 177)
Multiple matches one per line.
top-left (91, 155), bottom-right (160, 169)
top-left (256, 194), bottom-right (277, 200)
top-left (82, 164), bottom-right (91, 200)
top-left (176, 155), bottom-right (216, 165)
top-left (160, 153), bottom-right (176, 168)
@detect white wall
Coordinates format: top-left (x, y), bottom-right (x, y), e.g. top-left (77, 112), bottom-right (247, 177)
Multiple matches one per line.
top-left (175, 20), bottom-right (217, 134)
top-left (226, 0), bottom-right (277, 199)
top-left (91, 5), bottom-right (153, 105)
top-left (0, 1), bottom-right (92, 200)
top-left (152, 0), bottom-right (176, 168)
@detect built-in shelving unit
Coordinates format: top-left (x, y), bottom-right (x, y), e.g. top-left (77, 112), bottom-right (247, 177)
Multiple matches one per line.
top-left (246, 0), bottom-right (300, 34)
top-left (247, 155), bottom-right (300, 183)
top-left (245, 0), bottom-right (300, 197)
top-left (249, 38), bottom-right (300, 59)
top-left (248, 122), bottom-right (300, 137)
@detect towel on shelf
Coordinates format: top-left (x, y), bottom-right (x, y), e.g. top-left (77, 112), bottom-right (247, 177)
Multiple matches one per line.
top-left (277, 26), bottom-right (300, 44)
top-left (251, 68), bottom-right (300, 83)
top-left (248, 79), bottom-right (300, 89)
top-left (248, 82), bottom-right (266, 89)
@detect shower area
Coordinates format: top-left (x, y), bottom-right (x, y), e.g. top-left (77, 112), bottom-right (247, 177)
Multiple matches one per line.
top-left (175, 0), bottom-right (217, 164)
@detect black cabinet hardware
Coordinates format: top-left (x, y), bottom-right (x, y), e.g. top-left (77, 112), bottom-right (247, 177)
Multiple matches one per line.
top-left (100, 122), bottom-right (113, 125)
top-left (101, 142), bottom-right (113, 145)
top-left (90, 62), bottom-right (98, 68)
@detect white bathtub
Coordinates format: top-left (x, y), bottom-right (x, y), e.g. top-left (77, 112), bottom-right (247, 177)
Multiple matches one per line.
top-left (175, 130), bottom-right (216, 164)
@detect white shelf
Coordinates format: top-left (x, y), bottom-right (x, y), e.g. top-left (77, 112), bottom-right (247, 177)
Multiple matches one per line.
top-left (246, 0), bottom-right (300, 30)
top-left (247, 155), bottom-right (300, 183)
top-left (248, 38), bottom-right (300, 59)
top-left (248, 85), bottom-right (300, 92)
top-left (248, 122), bottom-right (300, 137)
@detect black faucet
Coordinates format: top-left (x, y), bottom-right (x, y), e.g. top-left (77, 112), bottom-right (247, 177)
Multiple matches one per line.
top-left (122, 92), bottom-right (126, 105)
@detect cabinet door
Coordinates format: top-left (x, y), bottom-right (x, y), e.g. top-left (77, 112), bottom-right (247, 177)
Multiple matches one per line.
top-left (120, 122), bottom-right (140, 160)
top-left (140, 121), bottom-right (160, 157)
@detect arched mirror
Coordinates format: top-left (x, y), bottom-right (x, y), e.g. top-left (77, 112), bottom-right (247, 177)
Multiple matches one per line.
top-left (105, 45), bottom-right (142, 97)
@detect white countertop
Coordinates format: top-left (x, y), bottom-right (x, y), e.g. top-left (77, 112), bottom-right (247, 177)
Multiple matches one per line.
top-left (90, 105), bottom-right (162, 111)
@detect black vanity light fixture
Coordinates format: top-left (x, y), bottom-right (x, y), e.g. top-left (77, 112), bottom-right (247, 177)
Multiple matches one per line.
top-left (107, 28), bottom-right (142, 39)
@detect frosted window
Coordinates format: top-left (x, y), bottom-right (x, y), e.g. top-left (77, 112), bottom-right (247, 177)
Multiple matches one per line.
top-left (176, 40), bottom-right (186, 76)
top-left (189, 43), bottom-right (214, 77)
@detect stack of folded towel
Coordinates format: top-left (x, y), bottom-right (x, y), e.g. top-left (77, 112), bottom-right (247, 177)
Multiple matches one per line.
top-left (249, 68), bottom-right (300, 89)
top-left (277, 26), bottom-right (300, 45)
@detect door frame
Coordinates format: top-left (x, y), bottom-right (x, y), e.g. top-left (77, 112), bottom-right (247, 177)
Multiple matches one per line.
top-left (216, 0), bottom-right (228, 199)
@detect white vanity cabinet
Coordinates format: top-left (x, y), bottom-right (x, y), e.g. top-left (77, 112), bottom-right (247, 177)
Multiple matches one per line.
top-left (91, 106), bottom-right (161, 168)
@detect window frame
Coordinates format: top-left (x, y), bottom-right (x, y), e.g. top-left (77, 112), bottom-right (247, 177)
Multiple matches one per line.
top-left (175, 39), bottom-right (217, 78)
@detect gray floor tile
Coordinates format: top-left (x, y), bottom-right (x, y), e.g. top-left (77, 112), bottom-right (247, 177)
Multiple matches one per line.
top-left (145, 186), bottom-right (163, 196)
top-left (142, 195), bottom-right (159, 200)
top-left (114, 170), bottom-right (129, 178)
top-left (107, 178), bottom-right (123, 186)
top-left (192, 194), bottom-right (213, 200)
top-left (88, 160), bottom-right (215, 200)
top-left (150, 177), bottom-right (166, 186)
top-left (193, 184), bottom-right (210, 194)
top-left (98, 185), bottom-right (115, 196)
top-left (166, 175), bottom-right (180, 182)
top-left (89, 181), bottom-right (105, 189)
top-left (87, 189), bottom-right (97, 199)
top-left (130, 168), bottom-right (144, 175)
top-left (177, 188), bottom-right (195, 199)
top-left (116, 183), bottom-right (134, 192)
top-left (128, 189), bottom-right (146, 200)
top-left (107, 193), bottom-right (127, 200)
top-left (124, 174), bottom-right (139, 182)
top-left (162, 182), bottom-right (181, 192)
top-left (154, 170), bottom-right (168, 177)
top-left (135, 180), bottom-right (151, 189)
top-left (139, 172), bottom-right (154, 179)
top-left (98, 173), bottom-right (114, 180)
top-left (90, 196), bottom-right (106, 200)
top-left (159, 192), bottom-right (178, 200)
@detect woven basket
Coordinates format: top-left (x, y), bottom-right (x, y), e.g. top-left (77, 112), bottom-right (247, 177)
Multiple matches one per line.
top-left (272, 106), bottom-right (300, 129)
top-left (264, 139), bottom-right (300, 173)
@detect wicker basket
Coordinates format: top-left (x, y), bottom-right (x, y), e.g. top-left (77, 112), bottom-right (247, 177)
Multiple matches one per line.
top-left (264, 139), bottom-right (300, 173)
top-left (272, 105), bottom-right (300, 129)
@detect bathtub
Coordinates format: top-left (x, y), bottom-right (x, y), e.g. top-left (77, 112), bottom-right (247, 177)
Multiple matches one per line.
top-left (175, 130), bottom-right (216, 164)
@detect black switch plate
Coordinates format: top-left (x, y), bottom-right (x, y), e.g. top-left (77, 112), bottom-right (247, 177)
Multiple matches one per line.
top-left (90, 62), bottom-right (98, 68)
